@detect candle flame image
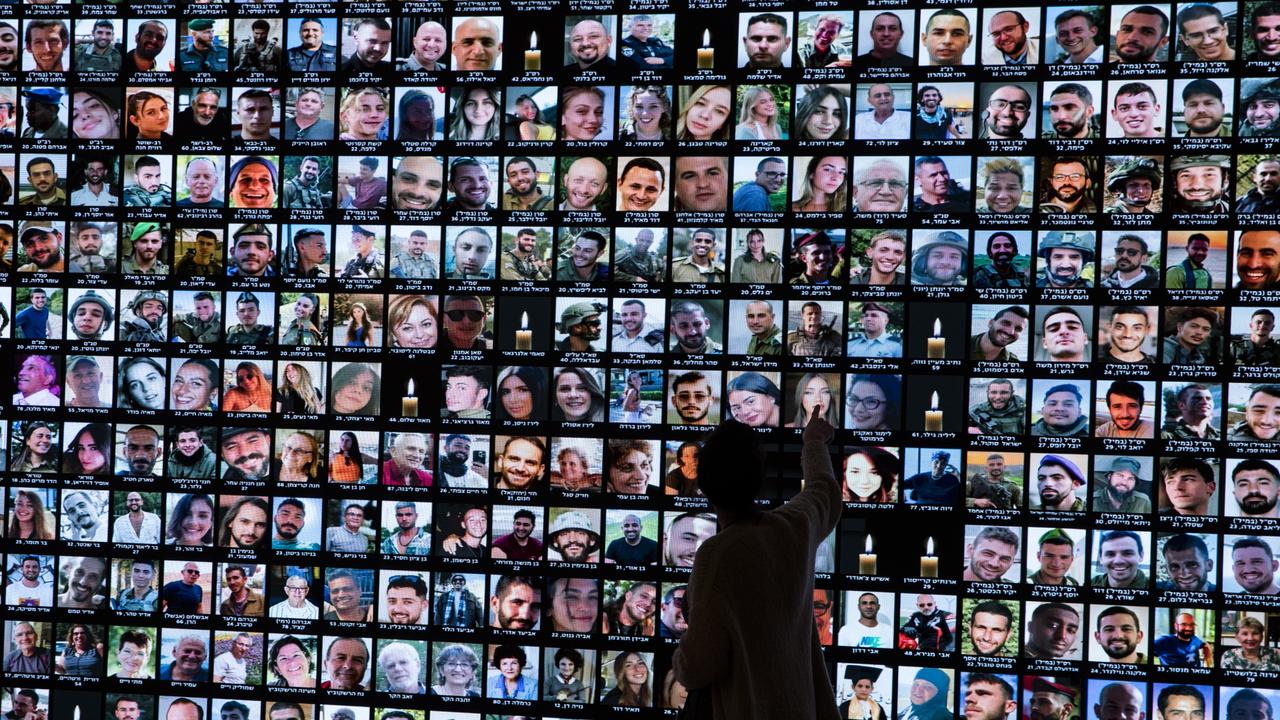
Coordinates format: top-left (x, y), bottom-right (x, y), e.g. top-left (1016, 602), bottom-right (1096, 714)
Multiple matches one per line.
top-left (521, 311), bottom-right (529, 330)
top-left (926, 537), bottom-right (934, 555)
top-left (406, 378), bottom-right (414, 395)
top-left (529, 31), bottom-right (537, 50)
top-left (932, 318), bottom-right (941, 337)
top-left (702, 29), bottom-right (711, 47)
top-left (930, 391), bottom-right (939, 411)
top-left (865, 535), bottom-right (873, 553)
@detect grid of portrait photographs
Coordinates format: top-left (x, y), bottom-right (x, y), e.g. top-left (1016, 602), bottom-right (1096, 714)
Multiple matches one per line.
top-left (3, 0), bottom-right (1280, 718)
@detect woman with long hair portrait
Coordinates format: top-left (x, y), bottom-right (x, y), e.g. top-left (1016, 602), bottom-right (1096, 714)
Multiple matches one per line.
top-left (7, 489), bottom-right (55, 539)
top-left (329, 431), bottom-right (367, 483)
top-left (343, 302), bottom-right (375, 347)
top-left (61, 423), bottom-right (112, 475)
top-left (551, 367), bottom-right (606, 423)
top-left (387, 294), bottom-right (438, 349)
top-left (841, 447), bottom-right (900, 503)
top-left (10, 422), bottom-right (58, 474)
top-left (620, 86), bottom-right (671, 141)
top-left (494, 366), bottom-right (548, 422)
top-left (448, 87), bottom-right (500, 141)
top-left (328, 362), bottom-right (380, 415)
top-left (734, 85), bottom-right (783, 140)
top-left (222, 361), bottom-right (272, 412)
top-left (792, 155), bottom-right (849, 212)
top-left (675, 85), bottom-right (732, 141)
top-left (165, 492), bottom-right (215, 546)
top-left (559, 86), bottom-right (607, 141)
top-left (275, 362), bottom-right (323, 414)
top-left (794, 85), bottom-right (849, 141)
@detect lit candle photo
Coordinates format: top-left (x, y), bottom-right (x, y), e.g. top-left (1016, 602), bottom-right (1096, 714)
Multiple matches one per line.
top-left (697, 29), bottom-right (714, 68)
top-left (858, 535), bottom-right (877, 576)
top-left (920, 537), bottom-right (939, 577)
top-left (515, 312), bottom-right (532, 350)
top-left (524, 31), bottom-right (541, 70)
top-left (402, 379), bottom-right (418, 417)
top-left (926, 318), bottom-right (945, 358)
top-left (924, 391), bottom-right (943, 431)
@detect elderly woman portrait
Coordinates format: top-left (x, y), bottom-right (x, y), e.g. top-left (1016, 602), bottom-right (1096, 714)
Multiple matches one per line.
top-left (267, 635), bottom-right (316, 688)
top-left (110, 630), bottom-right (154, 679)
top-left (487, 644), bottom-right (537, 700)
top-left (431, 643), bottom-right (481, 697)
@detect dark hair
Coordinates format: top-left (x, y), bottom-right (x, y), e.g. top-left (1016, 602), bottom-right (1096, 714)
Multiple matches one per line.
top-left (1106, 380), bottom-right (1146, 406)
top-left (217, 496), bottom-right (271, 547)
top-left (1162, 532), bottom-right (1209, 560)
top-left (1096, 605), bottom-right (1141, 630)
top-left (490, 643), bottom-right (526, 669)
top-left (165, 493), bottom-right (214, 544)
top-left (1098, 530), bottom-right (1144, 558)
top-left (696, 420), bottom-right (764, 511)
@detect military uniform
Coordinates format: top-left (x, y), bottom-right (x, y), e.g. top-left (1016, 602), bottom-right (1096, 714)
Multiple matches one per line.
top-left (619, 34), bottom-right (674, 70)
top-left (174, 312), bottom-right (221, 344)
top-left (798, 39), bottom-right (848, 68)
top-left (341, 251), bottom-right (384, 279)
top-left (173, 253), bottom-right (224, 277)
top-left (554, 258), bottom-right (608, 282)
top-left (1034, 270), bottom-right (1092, 289)
top-left (614, 251), bottom-right (664, 283)
top-left (1232, 336), bottom-right (1280, 365)
top-left (966, 473), bottom-right (1022, 509)
top-left (1030, 415), bottom-right (1089, 437)
top-left (500, 249), bottom-right (550, 281)
top-left (1091, 569), bottom-right (1149, 588)
top-left (502, 188), bottom-right (552, 212)
top-left (1038, 197), bottom-right (1098, 214)
top-left (968, 396), bottom-right (1026, 435)
top-left (281, 320), bottom-right (324, 346)
top-left (846, 333), bottom-right (903, 358)
top-left (1170, 197), bottom-right (1229, 214)
top-left (970, 333), bottom-right (1019, 362)
top-left (120, 256), bottom-right (170, 275)
top-left (746, 325), bottom-right (783, 356)
top-left (178, 44), bottom-right (230, 72)
top-left (1104, 199), bottom-right (1155, 214)
top-left (284, 177), bottom-right (327, 209)
top-left (287, 43), bottom-right (338, 72)
top-left (972, 263), bottom-right (1031, 289)
top-left (1028, 570), bottom-right (1079, 586)
top-left (69, 252), bottom-right (110, 274)
top-left (120, 317), bottom-right (166, 344)
top-left (669, 255), bottom-right (724, 283)
top-left (1162, 336), bottom-right (1209, 365)
top-left (1091, 487), bottom-right (1152, 514)
top-left (671, 337), bottom-right (722, 354)
top-left (18, 188), bottom-right (67, 206)
top-left (391, 251), bottom-right (439, 279)
top-left (848, 267), bottom-right (906, 285)
top-left (225, 324), bottom-right (274, 346)
top-left (21, 119), bottom-right (68, 140)
top-left (234, 40), bottom-right (282, 72)
top-left (729, 252), bottom-right (781, 284)
top-left (1230, 422), bottom-right (1274, 442)
top-left (1160, 420), bottom-right (1219, 441)
top-left (786, 328), bottom-right (842, 357)
top-left (124, 184), bottom-right (173, 207)
top-left (74, 43), bottom-right (122, 72)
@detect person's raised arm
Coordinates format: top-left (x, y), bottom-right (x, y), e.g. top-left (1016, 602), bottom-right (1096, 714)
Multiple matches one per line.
top-left (797, 406), bottom-right (840, 538)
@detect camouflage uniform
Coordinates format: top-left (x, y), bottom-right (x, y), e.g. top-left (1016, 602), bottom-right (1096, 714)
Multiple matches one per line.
top-left (226, 323), bottom-right (274, 346)
top-left (786, 328), bottom-right (842, 357)
top-left (971, 263), bottom-right (1030, 289)
top-left (670, 255), bottom-right (725, 283)
top-left (123, 184), bottom-right (173, 207)
top-left (1160, 420), bottom-right (1220, 441)
top-left (729, 252), bottom-right (781, 284)
top-left (614, 251), bottom-right (664, 283)
top-left (1232, 336), bottom-right (1280, 366)
top-left (967, 473), bottom-right (1023, 509)
top-left (174, 312), bottom-right (222, 344)
top-left (968, 395), bottom-right (1027, 435)
top-left (500, 248), bottom-right (550, 281)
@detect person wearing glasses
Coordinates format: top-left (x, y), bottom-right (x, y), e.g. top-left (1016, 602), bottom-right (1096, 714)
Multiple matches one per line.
top-left (161, 562), bottom-right (204, 614)
top-left (270, 575), bottom-right (319, 619)
top-left (732, 157), bottom-right (786, 213)
top-left (980, 85), bottom-right (1033, 140)
top-left (983, 10), bottom-right (1038, 65)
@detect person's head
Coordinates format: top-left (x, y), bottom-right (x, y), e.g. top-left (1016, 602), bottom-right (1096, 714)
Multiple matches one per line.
top-left (1026, 601), bottom-right (1081, 659)
top-left (742, 12), bottom-right (791, 67)
top-left (697, 417), bottom-right (765, 512)
top-left (626, 85), bottom-right (671, 138)
top-left (1094, 606), bottom-right (1145, 661)
top-left (218, 496), bottom-right (270, 548)
top-left (1232, 458), bottom-right (1280, 516)
top-left (562, 156), bottom-right (608, 210)
top-left (391, 155), bottom-right (443, 211)
top-left (795, 85), bottom-right (847, 140)
top-left (1161, 534), bottom-right (1214, 592)
top-left (383, 575), bottom-right (427, 625)
top-left (1233, 536), bottom-right (1279, 593)
top-left (984, 84), bottom-right (1032, 139)
top-left (671, 371), bottom-right (714, 424)
top-left (981, 159), bottom-right (1025, 213)
top-left (350, 17), bottom-right (392, 66)
top-left (966, 526), bottom-right (1020, 581)
top-left (568, 18), bottom-right (611, 66)
top-left (235, 90), bottom-right (274, 140)
top-left (617, 158), bottom-right (666, 211)
top-left (450, 17), bottom-right (500, 70)
top-left (1115, 6), bottom-right (1170, 62)
top-left (673, 155), bottom-right (728, 211)
top-left (411, 20), bottom-right (446, 65)
top-left (1237, 231), bottom-right (1280, 290)
top-left (267, 637), bottom-right (312, 684)
top-left (559, 85), bottom-right (606, 141)
top-left (1036, 452), bottom-right (1083, 507)
top-left (1095, 683), bottom-right (1147, 720)
top-left (449, 227), bottom-right (492, 276)
top-left (1040, 307), bottom-right (1088, 360)
top-left (1243, 385), bottom-right (1280, 440)
top-left (220, 428), bottom-right (272, 481)
top-left (1044, 83), bottom-right (1095, 139)
top-left (1097, 530), bottom-right (1145, 585)
top-left (922, 8), bottom-right (973, 64)
top-left (386, 294), bottom-right (437, 349)
top-left (546, 576), bottom-right (599, 632)
top-left (443, 365), bottom-right (490, 413)
top-left (329, 362), bottom-right (379, 416)
top-left (869, 12), bottom-right (905, 53)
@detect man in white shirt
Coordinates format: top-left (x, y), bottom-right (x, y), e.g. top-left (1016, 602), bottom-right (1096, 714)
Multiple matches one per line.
top-left (269, 575), bottom-right (319, 619)
top-left (837, 591), bottom-right (895, 649)
top-left (5, 556), bottom-right (53, 607)
top-left (212, 633), bottom-right (252, 684)
top-left (112, 491), bottom-right (162, 544)
top-left (853, 84), bottom-right (910, 140)
top-left (610, 298), bottom-right (663, 353)
top-left (61, 491), bottom-right (108, 542)
top-left (69, 158), bottom-right (118, 206)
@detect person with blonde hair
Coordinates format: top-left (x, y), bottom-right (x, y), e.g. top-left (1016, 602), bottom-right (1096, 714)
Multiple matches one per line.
top-left (676, 85), bottom-right (732, 141)
top-left (386, 294), bottom-right (437, 349)
top-left (275, 362), bottom-right (323, 414)
top-left (979, 157), bottom-right (1031, 214)
top-left (8, 489), bottom-right (56, 538)
top-left (734, 86), bottom-right (783, 140)
top-left (620, 85), bottom-right (671, 141)
top-left (559, 86), bottom-right (607, 141)
top-left (277, 431), bottom-right (323, 483)
top-left (338, 87), bottom-right (388, 141)
top-left (223, 361), bottom-right (272, 412)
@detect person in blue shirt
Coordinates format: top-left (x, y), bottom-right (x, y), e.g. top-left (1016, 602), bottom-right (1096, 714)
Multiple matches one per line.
top-left (1152, 613), bottom-right (1211, 667)
top-left (487, 644), bottom-right (538, 700)
top-left (732, 157), bottom-right (786, 212)
top-left (14, 288), bottom-right (50, 339)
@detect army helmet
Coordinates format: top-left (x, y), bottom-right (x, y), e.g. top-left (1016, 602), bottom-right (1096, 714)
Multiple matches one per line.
top-left (1242, 78), bottom-right (1280, 108)
top-left (1037, 231), bottom-right (1096, 262)
top-left (1106, 157), bottom-right (1162, 193)
top-left (910, 230), bottom-right (968, 277)
top-left (68, 290), bottom-right (115, 332)
top-left (556, 301), bottom-right (606, 333)
top-left (129, 289), bottom-right (168, 315)
top-left (1168, 154), bottom-right (1230, 176)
